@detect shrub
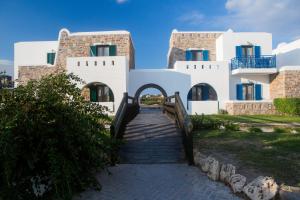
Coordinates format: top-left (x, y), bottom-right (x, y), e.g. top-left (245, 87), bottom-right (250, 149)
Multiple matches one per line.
top-left (218, 109), bottom-right (228, 115)
top-left (191, 114), bottom-right (223, 130)
top-left (273, 127), bottom-right (287, 133)
top-left (0, 73), bottom-right (115, 200)
top-left (249, 127), bottom-right (263, 133)
top-left (224, 122), bottom-right (240, 131)
top-left (274, 98), bottom-right (300, 116)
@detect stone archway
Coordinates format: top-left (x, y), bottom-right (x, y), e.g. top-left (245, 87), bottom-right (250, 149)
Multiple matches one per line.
top-left (134, 83), bottom-right (168, 102)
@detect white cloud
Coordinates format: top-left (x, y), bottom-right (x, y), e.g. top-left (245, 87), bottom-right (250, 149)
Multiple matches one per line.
top-left (178, 11), bottom-right (205, 25)
top-left (116, 0), bottom-right (128, 4)
top-left (220, 0), bottom-right (300, 42)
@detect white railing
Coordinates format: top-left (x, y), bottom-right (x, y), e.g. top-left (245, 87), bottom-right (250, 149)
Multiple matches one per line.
top-left (174, 61), bottom-right (228, 71)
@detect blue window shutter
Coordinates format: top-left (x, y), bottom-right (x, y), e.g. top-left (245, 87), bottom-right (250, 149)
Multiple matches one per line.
top-left (90, 46), bottom-right (97, 56)
top-left (109, 45), bottom-right (117, 56)
top-left (187, 89), bottom-right (192, 100)
top-left (90, 87), bottom-right (97, 102)
top-left (236, 46), bottom-right (242, 58)
top-left (255, 46), bottom-right (261, 58)
top-left (47, 53), bottom-right (55, 65)
top-left (236, 84), bottom-right (243, 100)
top-left (255, 84), bottom-right (262, 100)
top-left (203, 50), bottom-right (209, 61)
top-left (202, 85), bottom-right (209, 100)
top-left (185, 50), bottom-right (192, 61)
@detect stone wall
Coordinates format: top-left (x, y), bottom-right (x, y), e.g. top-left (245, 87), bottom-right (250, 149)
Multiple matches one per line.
top-left (17, 29), bottom-right (135, 85)
top-left (168, 32), bottom-right (222, 68)
top-left (18, 66), bottom-right (57, 85)
top-left (56, 30), bottom-right (135, 70)
top-left (270, 70), bottom-right (300, 99)
top-left (226, 101), bottom-right (277, 115)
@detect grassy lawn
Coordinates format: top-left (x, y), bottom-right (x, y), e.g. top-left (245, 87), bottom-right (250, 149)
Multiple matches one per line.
top-left (194, 129), bottom-right (300, 186)
top-left (206, 114), bottom-right (300, 124)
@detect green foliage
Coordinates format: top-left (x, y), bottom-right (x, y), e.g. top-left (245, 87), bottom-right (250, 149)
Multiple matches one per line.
top-left (224, 122), bottom-right (240, 131)
top-left (274, 98), bottom-right (300, 116)
top-left (273, 127), bottom-right (287, 133)
top-left (218, 109), bottom-right (228, 115)
top-left (191, 114), bottom-right (223, 130)
top-left (0, 73), bottom-right (115, 200)
top-left (249, 127), bottom-right (263, 133)
top-left (191, 114), bottom-right (239, 131)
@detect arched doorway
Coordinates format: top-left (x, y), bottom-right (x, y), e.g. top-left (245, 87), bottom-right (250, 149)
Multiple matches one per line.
top-left (134, 83), bottom-right (167, 108)
top-left (82, 82), bottom-right (114, 102)
top-left (187, 83), bottom-right (218, 114)
top-left (187, 83), bottom-right (217, 101)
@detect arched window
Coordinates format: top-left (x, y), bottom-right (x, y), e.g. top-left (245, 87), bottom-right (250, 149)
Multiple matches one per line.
top-left (84, 82), bottom-right (114, 102)
top-left (187, 83), bottom-right (217, 101)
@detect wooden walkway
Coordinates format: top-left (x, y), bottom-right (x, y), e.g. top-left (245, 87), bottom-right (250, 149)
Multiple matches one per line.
top-left (119, 107), bottom-right (185, 164)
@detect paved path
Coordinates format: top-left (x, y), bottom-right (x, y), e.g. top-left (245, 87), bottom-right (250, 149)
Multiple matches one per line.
top-left (74, 108), bottom-right (241, 200)
top-left (119, 107), bottom-right (185, 164)
top-left (74, 164), bottom-right (241, 200)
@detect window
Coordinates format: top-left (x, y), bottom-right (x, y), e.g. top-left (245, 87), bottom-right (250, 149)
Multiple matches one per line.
top-left (236, 83), bottom-right (262, 100)
top-left (241, 45), bottom-right (254, 57)
top-left (97, 45), bottom-right (110, 56)
top-left (236, 45), bottom-right (261, 58)
top-left (88, 83), bottom-right (114, 102)
top-left (47, 52), bottom-right (56, 65)
top-left (186, 50), bottom-right (209, 61)
top-left (90, 45), bottom-right (117, 57)
top-left (188, 83), bottom-right (217, 101)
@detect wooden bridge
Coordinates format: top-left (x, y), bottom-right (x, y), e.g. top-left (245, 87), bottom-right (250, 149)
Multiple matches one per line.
top-left (110, 92), bottom-right (194, 165)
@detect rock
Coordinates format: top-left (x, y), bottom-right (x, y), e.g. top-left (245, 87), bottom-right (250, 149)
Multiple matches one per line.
top-left (194, 151), bottom-right (206, 167)
top-left (200, 156), bottom-right (212, 172)
top-left (207, 157), bottom-right (220, 181)
top-left (220, 164), bottom-right (236, 184)
top-left (290, 129), bottom-right (298, 134)
top-left (243, 176), bottom-right (278, 200)
top-left (229, 174), bottom-right (247, 193)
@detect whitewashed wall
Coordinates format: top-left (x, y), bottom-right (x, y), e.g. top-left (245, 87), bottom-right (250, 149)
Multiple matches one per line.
top-left (14, 41), bottom-right (59, 80)
top-left (273, 39), bottom-right (300, 68)
top-left (216, 32), bottom-right (273, 62)
top-left (67, 56), bottom-right (129, 115)
top-left (129, 61), bottom-right (229, 114)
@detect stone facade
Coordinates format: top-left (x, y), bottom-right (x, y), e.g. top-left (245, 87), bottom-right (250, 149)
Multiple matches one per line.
top-left (226, 101), bottom-right (277, 115)
top-left (168, 32), bottom-right (222, 68)
top-left (56, 30), bottom-right (135, 70)
top-left (18, 29), bottom-right (135, 85)
top-left (270, 70), bottom-right (300, 99)
top-left (18, 66), bottom-right (57, 85)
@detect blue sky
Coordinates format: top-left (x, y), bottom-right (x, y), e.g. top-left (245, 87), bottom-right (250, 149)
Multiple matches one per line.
top-left (1, 0), bottom-right (300, 75)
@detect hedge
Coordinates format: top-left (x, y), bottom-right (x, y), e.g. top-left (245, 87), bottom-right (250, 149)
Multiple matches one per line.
top-left (274, 98), bottom-right (300, 116)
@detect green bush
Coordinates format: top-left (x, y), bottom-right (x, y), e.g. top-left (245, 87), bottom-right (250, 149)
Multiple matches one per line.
top-left (224, 122), bottom-right (240, 131)
top-left (274, 98), bottom-right (300, 116)
top-left (273, 127), bottom-right (287, 133)
top-left (0, 73), bottom-right (115, 200)
top-left (191, 115), bottom-right (223, 130)
top-left (249, 127), bottom-right (263, 133)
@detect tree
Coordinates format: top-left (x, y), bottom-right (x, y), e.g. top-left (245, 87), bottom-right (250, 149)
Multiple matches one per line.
top-left (0, 73), bottom-right (115, 199)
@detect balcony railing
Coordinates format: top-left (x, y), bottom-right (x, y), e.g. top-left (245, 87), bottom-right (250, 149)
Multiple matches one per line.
top-left (231, 55), bottom-right (276, 70)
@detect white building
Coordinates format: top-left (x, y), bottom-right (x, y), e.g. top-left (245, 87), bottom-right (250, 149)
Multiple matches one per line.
top-left (14, 28), bottom-right (300, 115)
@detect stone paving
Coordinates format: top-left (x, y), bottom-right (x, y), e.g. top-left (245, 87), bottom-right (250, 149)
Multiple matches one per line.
top-left (74, 108), bottom-right (241, 200)
top-left (74, 164), bottom-right (241, 200)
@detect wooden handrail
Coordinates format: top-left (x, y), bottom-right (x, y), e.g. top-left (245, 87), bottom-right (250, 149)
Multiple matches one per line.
top-left (111, 92), bottom-right (139, 139)
top-left (163, 92), bottom-right (194, 165)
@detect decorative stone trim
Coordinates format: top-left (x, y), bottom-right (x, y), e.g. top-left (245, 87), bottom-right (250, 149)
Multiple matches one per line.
top-left (226, 101), bottom-right (277, 115)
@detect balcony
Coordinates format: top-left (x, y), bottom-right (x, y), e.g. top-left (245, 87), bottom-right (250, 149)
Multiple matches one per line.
top-left (231, 56), bottom-right (277, 75)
